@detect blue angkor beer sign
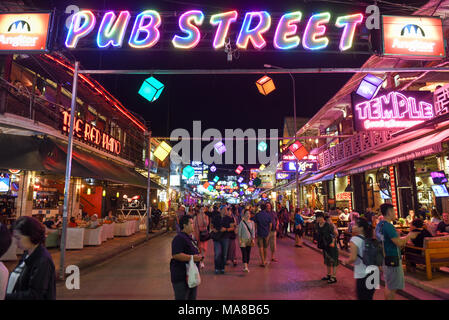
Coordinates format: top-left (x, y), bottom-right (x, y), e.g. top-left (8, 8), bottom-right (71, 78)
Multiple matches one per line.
top-left (281, 160), bottom-right (318, 173)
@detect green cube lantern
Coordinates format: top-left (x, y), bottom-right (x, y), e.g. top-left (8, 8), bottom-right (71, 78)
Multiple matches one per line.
top-left (213, 176), bottom-right (219, 183)
top-left (182, 165), bottom-right (195, 179)
top-left (138, 76), bottom-right (164, 102)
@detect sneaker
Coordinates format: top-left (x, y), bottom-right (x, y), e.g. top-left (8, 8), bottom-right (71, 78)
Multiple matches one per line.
top-left (215, 270), bottom-right (220, 274)
top-left (321, 275), bottom-right (331, 281)
top-left (328, 277), bottom-right (337, 284)
top-left (243, 267), bottom-right (249, 272)
top-left (220, 269), bottom-right (225, 274)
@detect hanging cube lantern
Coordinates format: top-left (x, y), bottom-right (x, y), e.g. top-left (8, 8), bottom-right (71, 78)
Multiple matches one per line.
top-left (238, 177), bottom-right (244, 183)
top-left (288, 140), bottom-right (309, 161)
top-left (213, 176), bottom-right (219, 183)
top-left (153, 141), bottom-right (172, 161)
top-left (256, 75), bottom-right (276, 96)
top-left (249, 180), bottom-right (254, 186)
top-left (182, 165), bottom-right (195, 179)
top-left (203, 181), bottom-right (210, 189)
top-left (259, 164), bottom-right (266, 171)
top-left (258, 141), bottom-right (268, 152)
top-left (235, 165), bottom-right (244, 175)
top-left (210, 165), bottom-right (217, 172)
top-left (214, 141), bottom-right (226, 154)
top-left (138, 76), bottom-right (164, 102)
top-left (253, 178), bottom-right (261, 187)
top-left (355, 74), bottom-right (384, 100)
top-left (207, 185), bottom-right (214, 192)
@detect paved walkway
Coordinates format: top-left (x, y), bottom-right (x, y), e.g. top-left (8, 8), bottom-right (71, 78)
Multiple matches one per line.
top-left (57, 232), bottom-right (407, 300)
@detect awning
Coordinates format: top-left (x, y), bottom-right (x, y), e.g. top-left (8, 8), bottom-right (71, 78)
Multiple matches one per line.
top-left (302, 169), bottom-right (335, 185)
top-left (338, 128), bottom-right (449, 176)
top-left (0, 134), bottom-right (162, 189)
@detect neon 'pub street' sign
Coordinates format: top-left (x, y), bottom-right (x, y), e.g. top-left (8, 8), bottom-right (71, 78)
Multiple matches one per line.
top-left (351, 91), bottom-right (435, 131)
top-left (65, 9), bottom-right (364, 51)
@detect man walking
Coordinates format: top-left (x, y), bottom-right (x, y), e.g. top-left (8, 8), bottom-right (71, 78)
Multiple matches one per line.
top-left (377, 203), bottom-right (418, 300)
top-left (252, 203), bottom-right (272, 267)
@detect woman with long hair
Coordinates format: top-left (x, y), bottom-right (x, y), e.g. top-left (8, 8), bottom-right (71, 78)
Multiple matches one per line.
top-left (194, 207), bottom-right (210, 269)
top-left (344, 217), bottom-right (376, 300)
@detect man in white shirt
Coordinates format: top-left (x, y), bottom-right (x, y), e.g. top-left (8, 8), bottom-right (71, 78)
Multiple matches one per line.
top-left (339, 208), bottom-right (350, 221)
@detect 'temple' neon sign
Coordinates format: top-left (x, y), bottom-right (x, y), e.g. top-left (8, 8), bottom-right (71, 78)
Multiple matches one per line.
top-left (65, 10), bottom-right (364, 51)
top-left (353, 91), bottom-right (435, 130)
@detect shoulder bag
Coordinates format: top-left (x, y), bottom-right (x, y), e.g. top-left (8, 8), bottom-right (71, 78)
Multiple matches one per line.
top-left (242, 220), bottom-right (255, 247)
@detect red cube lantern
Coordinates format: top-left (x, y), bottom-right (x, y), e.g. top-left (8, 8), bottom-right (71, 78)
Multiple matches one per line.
top-left (235, 165), bottom-right (244, 175)
top-left (288, 140), bottom-right (309, 160)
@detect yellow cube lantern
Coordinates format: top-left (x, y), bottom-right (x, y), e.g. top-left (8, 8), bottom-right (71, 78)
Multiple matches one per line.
top-left (154, 141), bottom-right (172, 161)
top-left (256, 76), bottom-right (275, 95)
top-left (259, 164), bottom-right (266, 171)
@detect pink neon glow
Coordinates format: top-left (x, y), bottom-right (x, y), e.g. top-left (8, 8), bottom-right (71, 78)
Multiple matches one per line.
top-left (128, 10), bottom-right (161, 48)
top-left (363, 119), bottom-right (425, 129)
top-left (65, 10), bottom-right (96, 48)
top-left (302, 12), bottom-right (331, 50)
top-left (354, 92), bottom-right (434, 125)
top-left (335, 13), bottom-right (364, 51)
top-left (210, 11), bottom-right (238, 49)
top-left (273, 11), bottom-right (302, 50)
top-left (236, 11), bottom-right (271, 50)
top-left (97, 11), bottom-right (131, 48)
top-left (172, 10), bottom-right (205, 49)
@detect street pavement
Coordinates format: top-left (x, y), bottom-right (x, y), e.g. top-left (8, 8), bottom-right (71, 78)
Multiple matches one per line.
top-left (57, 232), bottom-right (406, 300)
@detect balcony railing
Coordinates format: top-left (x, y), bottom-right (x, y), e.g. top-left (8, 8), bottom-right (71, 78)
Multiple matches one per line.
top-left (0, 78), bottom-right (146, 168)
top-left (317, 130), bottom-right (394, 170)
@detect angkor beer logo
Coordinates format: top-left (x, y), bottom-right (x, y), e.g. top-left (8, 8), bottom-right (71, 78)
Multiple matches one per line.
top-left (392, 22), bottom-right (435, 53)
top-left (0, 18), bottom-right (38, 47)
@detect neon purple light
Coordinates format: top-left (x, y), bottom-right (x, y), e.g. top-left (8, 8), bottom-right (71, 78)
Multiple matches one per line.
top-left (214, 141), bottom-right (227, 154)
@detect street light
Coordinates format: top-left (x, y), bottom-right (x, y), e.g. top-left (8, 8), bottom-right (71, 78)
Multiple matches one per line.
top-left (264, 64), bottom-right (300, 210)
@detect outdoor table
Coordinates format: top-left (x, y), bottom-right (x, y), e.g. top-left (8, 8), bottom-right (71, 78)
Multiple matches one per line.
top-left (83, 226), bottom-right (103, 246)
top-left (100, 224), bottom-right (108, 242)
top-left (103, 223), bottom-right (115, 239)
top-left (118, 208), bottom-right (147, 227)
top-left (66, 227), bottom-right (85, 249)
top-left (114, 221), bottom-right (132, 236)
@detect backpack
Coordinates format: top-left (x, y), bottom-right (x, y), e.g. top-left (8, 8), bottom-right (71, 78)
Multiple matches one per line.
top-left (356, 235), bottom-right (384, 266)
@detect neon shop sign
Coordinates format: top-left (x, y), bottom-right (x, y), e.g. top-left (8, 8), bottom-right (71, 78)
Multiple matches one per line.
top-left (61, 111), bottom-right (121, 155)
top-left (352, 91), bottom-right (435, 131)
top-left (65, 9), bottom-right (364, 51)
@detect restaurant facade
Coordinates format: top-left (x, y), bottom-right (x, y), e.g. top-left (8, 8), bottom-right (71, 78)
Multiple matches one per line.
top-left (0, 51), bottom-right (169, 222)
top-left (286, 3), bottom-right (449, 218)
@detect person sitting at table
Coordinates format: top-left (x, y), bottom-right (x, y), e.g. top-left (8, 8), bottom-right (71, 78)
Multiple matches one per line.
top-left (87, 214), bottom-right (99, 229)
top-left (339, 208), bottom-right (350, 222)
top-left (405, 210), bottom-right (415, 226)
top-left (436, 212), bottom-right (449, 236)
top-left (42, 217), bottom-right (55, 229)
top-left (105, 210), bottom-right (117, 223)
top-left (54, 215), bottom-right (62, 228)
top-left (68, 217), bottom-right (77, 228)
top-left (405, 218), bottom-right (433, 270)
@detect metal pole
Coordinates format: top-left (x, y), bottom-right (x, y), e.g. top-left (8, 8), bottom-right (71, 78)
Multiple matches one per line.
top-left (59, 61), bottom-right (79, 280)
top-left (79, 67), bottom-right (449, 75)
top-left (146, 130), bottom-right (152, 241)
top-left (289, 73), bottom-right (301, 211)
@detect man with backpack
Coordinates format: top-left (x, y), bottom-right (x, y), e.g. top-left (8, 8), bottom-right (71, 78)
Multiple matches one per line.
top-left (376, 204), bottom-right (418, 300)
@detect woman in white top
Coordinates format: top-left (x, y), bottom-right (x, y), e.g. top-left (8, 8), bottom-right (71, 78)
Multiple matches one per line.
top-left (344, 217), bottom-right (375, 300)
top-left (0, 223), bottom-right (12, 300)
top-left (238, 210), bottom-right (256, 272)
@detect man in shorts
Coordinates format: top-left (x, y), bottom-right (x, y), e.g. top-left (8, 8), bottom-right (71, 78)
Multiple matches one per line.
top-left (252, 203), bottom-right (272, 267)
top-left (378, 203), bottom-right (418, 300)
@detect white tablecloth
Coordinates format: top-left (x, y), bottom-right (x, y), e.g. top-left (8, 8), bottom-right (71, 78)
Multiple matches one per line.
top-left (66, 228), bottom-right (85, 249)
top-left (114, 222), bottom-right (132, 236)
top-left (83, 226), bottom-right (103, 246)
top-left (103, 223), bottom-right (115, 239)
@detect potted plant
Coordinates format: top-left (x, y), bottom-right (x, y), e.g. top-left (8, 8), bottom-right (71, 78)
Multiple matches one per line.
top-left (398, 218), bottom-right (406, 227)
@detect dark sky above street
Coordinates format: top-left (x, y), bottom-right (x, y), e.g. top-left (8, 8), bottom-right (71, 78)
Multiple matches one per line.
top-left (29, 0), bottom-right (429, 138)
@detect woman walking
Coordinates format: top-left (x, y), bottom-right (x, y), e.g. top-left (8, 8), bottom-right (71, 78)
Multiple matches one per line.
top-left (194, 207), bottom-right (210, 269)
top-left (344, 217), bottom-right (376, 300)
top-left (6, 216), bottom-right (56, 300)
top-left (226, 207), bottom-right (238, 267)
top-left (238, 209), bottom-right (256, 272)
top-left (294, 208), bottom-right (304, 247)
top-left (316, 212), bottom-right (339, 284)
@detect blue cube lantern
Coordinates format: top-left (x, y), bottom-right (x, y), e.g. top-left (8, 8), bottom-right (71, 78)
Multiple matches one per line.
top-left (182, 165), bottom-right (195, 179)
top-left (138, 76), bottom-right (164, 102)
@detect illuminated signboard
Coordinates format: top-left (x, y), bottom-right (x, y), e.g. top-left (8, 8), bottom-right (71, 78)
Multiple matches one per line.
top-left (382, 15), bottom-right (445, 59)
top-left (351, 91), bottom-right (434, 131)
top-left (276, 172), bottom-right (291, 180)
top-left (281, 161), bottom-right (317, 173)
top-left (336, 192), bottom-right (352, 201)
top-left (64, 10), bottom-right (365, 52)
top-left (0, 12), bottom-right (52, 52)
top-left (62, 111), bottom-right (121, 155)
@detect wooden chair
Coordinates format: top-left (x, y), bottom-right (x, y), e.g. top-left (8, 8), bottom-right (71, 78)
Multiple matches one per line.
top-left (405, 237), bottom-right (449, 280)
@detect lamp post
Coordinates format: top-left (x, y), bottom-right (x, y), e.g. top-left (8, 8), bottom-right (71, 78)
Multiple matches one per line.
top-left (264, 64), bottom-right (300, 210)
